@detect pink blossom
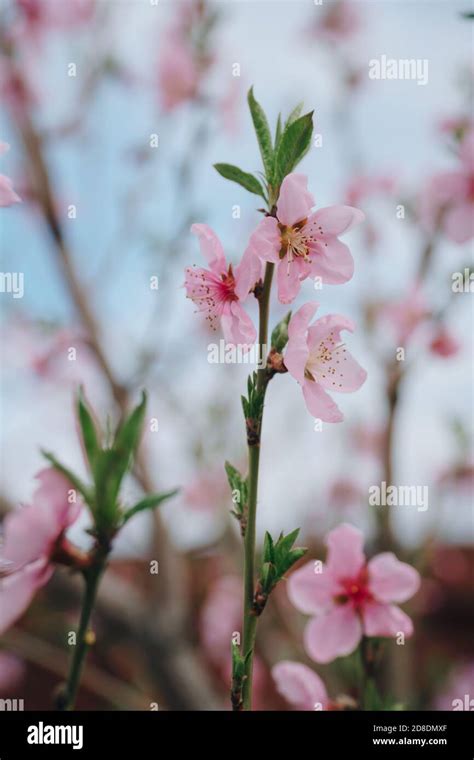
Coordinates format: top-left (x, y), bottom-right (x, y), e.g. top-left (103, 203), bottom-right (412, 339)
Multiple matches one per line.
top-left (345, 174), bottom-right (396, 208)
top-left (185, 223), bottom-right (259, 347)
top-left (250, 173), bottom-right (364, 303)
top-left (434, 662), bottom-right (474, 710)
top-left (285, 302), bottom-right (366, 422)
top-left (157, 34), bottom-right (199, 112)
top-left (0, 142), bottom-right (21, 207)
top-left (288, 523), bottom-right (420, 664)
top-left (0, 653), bottom-right (25, 692)
top-left (429, 327), bottom-right (460, 358)
top-left (420, 128), bottom-right (474, 244)
top-left (16, 0), bottom-right (95, 34)
top-left (380, 287), bottom-right (429, 346)
top-left (200, 575), bottom-right (241, 666)
top-left (0, 468), bottom-right (81, 634)
top-left (272, 660), bottom-right (329, 710)
top-left (309, 0), bottom-right (362, 43)
top-left (182, 468), bottom-right (228, 513)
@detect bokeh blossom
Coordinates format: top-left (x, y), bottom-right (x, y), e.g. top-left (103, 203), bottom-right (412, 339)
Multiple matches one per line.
top-left (0, 468), bottom-right (82, 634)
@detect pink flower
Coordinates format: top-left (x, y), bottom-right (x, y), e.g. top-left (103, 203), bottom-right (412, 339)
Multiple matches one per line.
top-left (185, 223), bottom-right (260, 347)
top-left (380, 287), bottom-right (429, 346)
top-left (250, 173), bottom-right (364, 303)
top-left (288, 523), bottom-right (420, 664)
top-left (429, 327), bottom-right (460, 358)
top-left (272, 660), bottom-right (329, 710)
top-left (182, 468), bottom-right (228, 513)
top-left (420, 128), bottom-right (474, 244)
top-left (0, 653), bottom-right (25, 693)
top-left (157, 34), bottom-right (199, 111)
top-left (345, 174), bottom-right (396, 208)
top-left (0, 142), bottom-right (21, 207)
top-left (309, 0), bottom-right (362, 43)
top-left (0, 468), bottom-right (81, 634)
top-left (16, 0), bottom-right (94, 34)
top-left (200, 575), bottom-right (241, 666)
top-left (285, 302), bottom-right (367, 422)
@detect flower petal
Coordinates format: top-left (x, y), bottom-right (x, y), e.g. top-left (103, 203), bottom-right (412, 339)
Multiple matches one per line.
top-left (309, 237), bottom-right (354, 284)
top-left (234, 243), bottom-right (262, 301)
top-left (304, 605), bottom-right (362, 663)
top-left (287, 560), bottom-right (337, 615)
top-left (249, 217), bottom-right (280, 264)
top-left (368, 552), bottom-right (420, 603)
top-left (0, 559), bottom-right (52, 635)
top-left (362, 601), bottom-right (414, 638)
top-left (220, 301), bottom-right (256, 347)
top-left (276, 257), bottom-right (304, 304)
top-left (443, 201), bottom-right (474, 244)
top-left (277, 173), bottom-right (315, 227)
top-left (302, 378), bottom-right (344, 422)
top-left (190, 223), bottom-right (226, 274)
top-left (0, 175), bottom-right (21, 206)
top-left (285, 302), bottom-right (319, 384)
top-left (325, 523), bottom-right (366, 578)
top-left (310, 205), bottom-right (365, 236)
top-left (272, 660), bottom-right (328, 710)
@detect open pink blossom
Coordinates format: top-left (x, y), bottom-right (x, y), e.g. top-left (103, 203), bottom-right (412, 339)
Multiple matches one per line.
top-left (0, 142), bottom-right (21, 207)
top-left (272, 660), bottom-right (329, 710)
top-left (285, 302), bottom-right (366, 422)
top-left (250, 173), bottom-right (364, 303)
top-left (345, 174), bottom-right (396, 208)
top-left (420, 128), bottom-right (474, 244)
top-left (185, 223), bottom-right (260, 347)
top-left (288, 523), bottom-right (420, 664)
top-left (0, 468), bottom-right (81, 634)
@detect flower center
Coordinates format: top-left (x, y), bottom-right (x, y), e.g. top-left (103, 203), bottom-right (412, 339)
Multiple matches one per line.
top-left (279, 220), bottom-right (311, 272)
top-left (304, 332), bottom-right (347, 389)
top-left (219, 265), bottom-right (239, 302)
top-left (335, 568), bottom-right (372, 609)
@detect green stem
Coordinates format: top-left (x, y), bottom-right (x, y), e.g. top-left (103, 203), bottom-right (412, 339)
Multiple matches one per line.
top-left (241, 261), bottom-right (274, 710)
top-left (58, 561), bottom-right (104, 711)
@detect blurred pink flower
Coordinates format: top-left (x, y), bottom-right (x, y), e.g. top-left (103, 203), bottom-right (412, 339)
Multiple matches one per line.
top-left (182, 468), bottom-right (228, 513)
top-left (420, 128), bottom-right (474, 244)
top-left (0, 468), bottom-right (81, 634)
top-left (250, 173), bottom-right (364, 303)
top-left (328, 478), bottom-right (363, 515)
top-left (380, 287), bottom-right (429, 346)
top-left (288, 523), bottom-right (420, 664)
top-left (157, 34), bottom-right (199, 111)
top-left (345, 174), bottom-right (397, 207)
top-left (272, 660), bottom-right (329, 710)
top-left (16, 0), bottom-right (94, 35)
top-left (438, 116), bottom-right (473, 140)
top-left (350, 423), bottom-right (385, 459)
top-left (285, 302), bottom-right (367, 423)
top-left (185, 223), bottom-right (259, 347)
top-left (309, 0), bottom-right (362, 43)
top-left (429, 326), bottom-right (460, 358)
top-left (0, 142), bottom-right (21, 206)
top-left (200, 575), bottom-right (242, 666)
top-left (0, 653), bottom-right (25, 693)
top-left (434, 663), bottom-right (474, 710)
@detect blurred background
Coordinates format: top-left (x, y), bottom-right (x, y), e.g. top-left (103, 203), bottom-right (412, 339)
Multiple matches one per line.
top-left (0, 0), bottom-right (473, 710)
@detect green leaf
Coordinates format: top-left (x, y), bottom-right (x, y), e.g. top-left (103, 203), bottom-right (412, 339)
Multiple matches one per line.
top-left (214, 163), bottom-right (266, 199)
top-left (77, 388), bottom-right (100, 470)
top-left (224, 461), bottom-right (248, 516)
top-left (284, 102), bottom-right (304, 131)
top-left (41, 450), bottom-right (93, 507)
top-left (247, 87), bottom-right (274, 182)
top-left (122, 489), bottom-right (178, 526)
top-left (113, 391), bottom-right (147, 460)
top-left (274, 113), bottom-right (282, 149)
top-left (270, 311), bottom-right (291, 352)
top-left (263, 531), bottom-right (275, 564)
top-left (275, 111), bottom-right (314, 186)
